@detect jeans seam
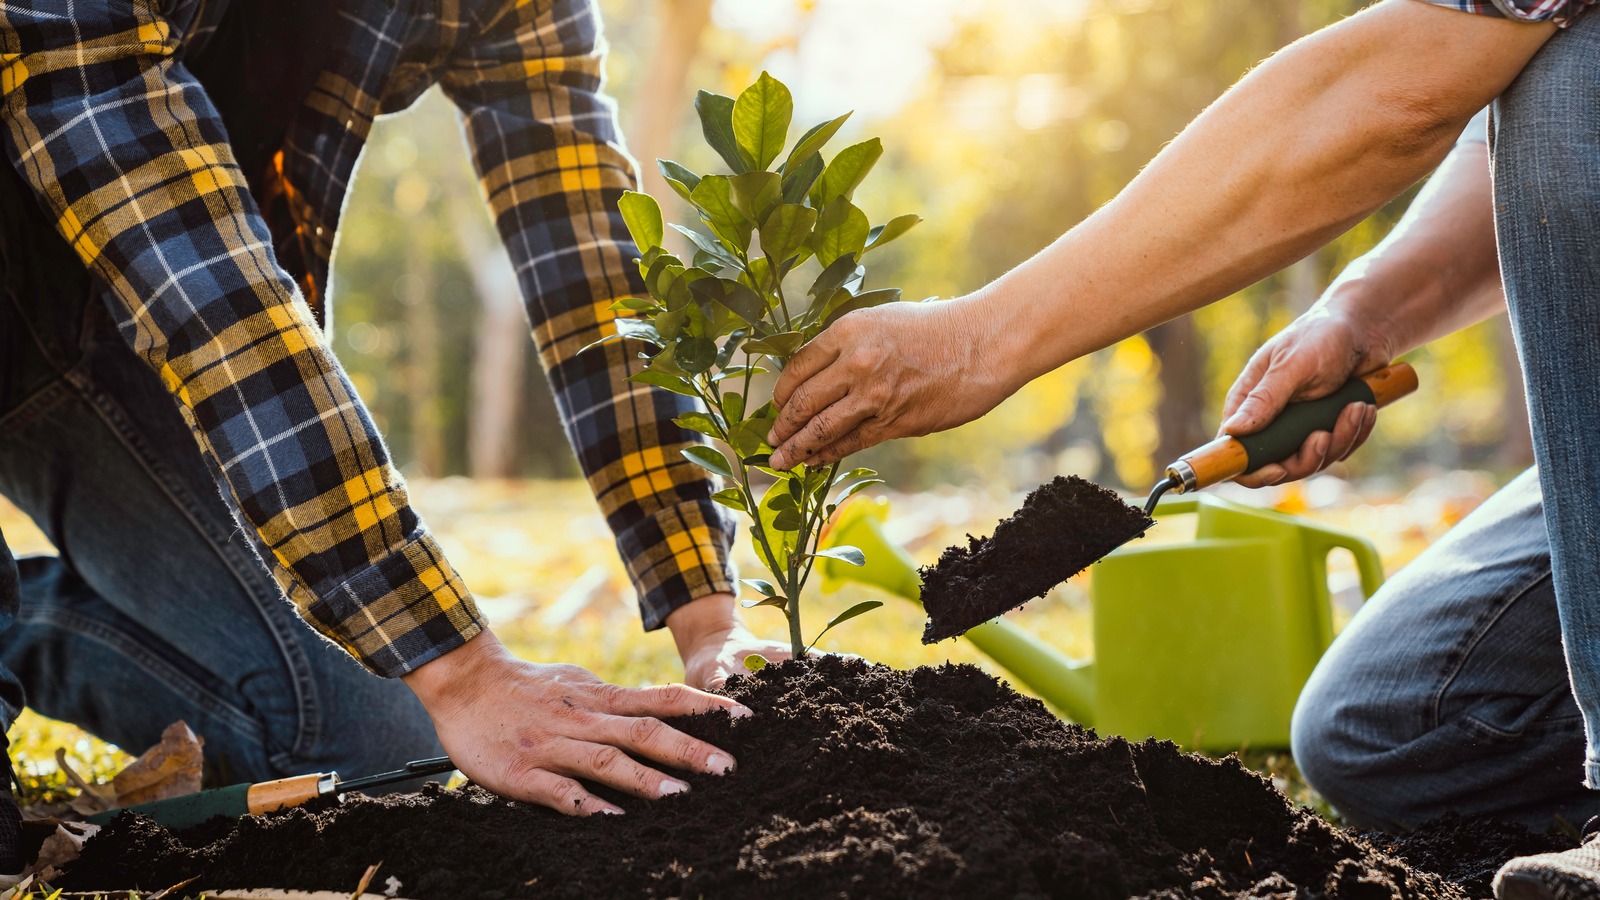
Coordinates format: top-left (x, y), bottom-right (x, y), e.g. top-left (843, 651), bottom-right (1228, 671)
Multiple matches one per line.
top-left (62, 366), bottom-right (323, 758)
top-left (0, 375), bottom-right (78, 435)
top-left (15, 604), bottom-right (263, 741)
top-left (1427, 567), bottom-right (1556, 733)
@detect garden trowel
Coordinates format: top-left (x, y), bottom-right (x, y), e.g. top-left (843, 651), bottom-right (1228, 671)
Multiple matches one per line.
top-left (84, 756), bottom-right (457, 831)
top-left (918, 362), bottom-right (1418, 641)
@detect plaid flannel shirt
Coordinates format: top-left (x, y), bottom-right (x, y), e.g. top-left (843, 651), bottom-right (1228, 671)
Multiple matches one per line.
top-left (1419, 0), bottom-right (1596, 25)
top-left (0, 0), bottom-right (735, 677)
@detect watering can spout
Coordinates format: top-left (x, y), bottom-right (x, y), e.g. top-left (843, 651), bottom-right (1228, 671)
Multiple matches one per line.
top-left (819, 498), bottom-right (1099, 725)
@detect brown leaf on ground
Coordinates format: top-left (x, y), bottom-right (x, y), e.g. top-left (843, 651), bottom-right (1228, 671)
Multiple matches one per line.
top-left (112, 721), bottom-right (204, 806)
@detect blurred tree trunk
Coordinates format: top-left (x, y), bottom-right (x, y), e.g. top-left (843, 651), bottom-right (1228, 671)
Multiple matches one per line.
top-left (404, 227), bottom-right (447, 476)
top-left (454, 198), bottom-right (526, 479)
top-left (627, 0), bottom-right (714, 204)
top-left (1148, 316), bottom-right (1211, 472)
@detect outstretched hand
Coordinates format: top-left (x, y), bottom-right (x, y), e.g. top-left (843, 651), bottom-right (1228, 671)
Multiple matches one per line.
top-left (404, 631), bottom-right (748, 816)
top-left (766, 299), bottom-right (1015, 470)
top-left (1220, 305), bottom-right (1391, 488)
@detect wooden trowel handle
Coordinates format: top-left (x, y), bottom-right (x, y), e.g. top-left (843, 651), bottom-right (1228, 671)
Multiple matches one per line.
top-left (1166, 362), bottom-right (1418, 493)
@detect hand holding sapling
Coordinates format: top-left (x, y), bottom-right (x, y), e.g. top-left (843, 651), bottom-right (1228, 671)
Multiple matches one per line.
top-left (594, 72), bottom-right (919, 658)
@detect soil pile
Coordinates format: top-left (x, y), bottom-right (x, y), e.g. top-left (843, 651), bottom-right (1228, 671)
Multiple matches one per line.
top-left (1358, 815), bottom-right (1576, 898)
top-left (919, 475), bottom-right (1153, 642)
top-left (64, 658), bottom-right (1466, 898)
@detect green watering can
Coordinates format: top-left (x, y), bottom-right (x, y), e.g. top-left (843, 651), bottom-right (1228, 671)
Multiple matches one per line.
top-left (820, 493), bottom-right (1385, 750)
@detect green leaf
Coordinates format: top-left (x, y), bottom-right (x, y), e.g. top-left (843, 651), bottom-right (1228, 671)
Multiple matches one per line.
top-left (681, 445), bottom-right (735, 479)
top-left (865, 214), bottom-right (922, 254)
top-left (809, 254), bottom-right (861, 298)
top-left (743, 653), bottom-right (770, 671)
top-left (833, 466), bottom-right (879, 484)
top-left (691, 176), bottom-right (753, 254)
top-left (822, 288), bottom-right (902, 329)
top-left (615, 317), bottom-right (665, 346)
top-left (732, 71), bottom-right (793, 171)
top-left (729, 171), bottom-right (782, 226)
top-left (767, 491), bottom-right (798, 512)
top-left (628, 369), bottom-right (697, 396)
top-left (807, 198), bottom-right (871, 268)
top-left (755, 485), bottom-right (799, 571)
top-left (670, 224), bottom-right (742, 270)
top-left (691, 278), bottom-right (768, 329)
top-left (676, 336), bottom-right (718, 374)
top-left (674, 410), bottom-right (723, 438)
top-left (714, 364), bottom-right (768, 382)
top-left (645, 341), bottom-right (688, 375)
top-left (654, 306), bottom-right (689, 341)
top-left (723, 391), bottom-right (746, 423)
top-left (695, 90), bottom-right (748, 173)
top-left (610, 297), bottom-right (659, 313)
top-left (782, 112), bottom-right (852, 175)
top-left (728, 419), bottom-right (770, 458)
top-left (760, 204), bottom-right (818, 267)
top-left (772, 508), bottom-right (803, 531)
top-left (658, 159), bottom-right (702, 192)
top-left (619, 191), bottom-right (664, 251)
top-left (781, 153), bottom-right (824, 206)
top-left (743, 331), bottom-right (807, 358)
top-left (834, 478), bottom-right (884, 505)
top-left (812, 545), bottom-right (865, 567)
top-left (580, 332), bottom-right (627, 354)
top-left (742, 595), bottom-right (787, 610)
top-left (712, 487), bottom-right (749, 512)
top-left (741, 577), bottom-right (780, 597)
top-left (813, 138), bottom-right (883, 206)
top-left (806, 600), bottom-right (884, 653)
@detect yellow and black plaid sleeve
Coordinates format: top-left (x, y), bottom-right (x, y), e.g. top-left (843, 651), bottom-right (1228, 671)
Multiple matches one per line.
top-left (0, 0), bottom-right (483, 676)
top-left (440, 0), bottom-right (737, 629)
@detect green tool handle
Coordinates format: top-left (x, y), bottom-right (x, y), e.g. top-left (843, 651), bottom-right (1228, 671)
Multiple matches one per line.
top-left (1166, 363), bottom-right (1418, 492)
top-left (86, 783), bottom-right (250, 831)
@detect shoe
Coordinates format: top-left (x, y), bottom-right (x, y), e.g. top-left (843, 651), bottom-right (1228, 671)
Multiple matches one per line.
top-left (1496, 818), bottom-right (1600, 900)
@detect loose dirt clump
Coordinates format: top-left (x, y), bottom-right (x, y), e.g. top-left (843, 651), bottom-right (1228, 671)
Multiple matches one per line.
top-left (920, 475), bottom-right (1154, 642)
top-left (62, 658), bottom-right (1468, 898)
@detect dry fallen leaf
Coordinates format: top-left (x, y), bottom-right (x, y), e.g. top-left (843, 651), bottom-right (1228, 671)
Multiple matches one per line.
top-left (112, 721), bottom-right (204, 806)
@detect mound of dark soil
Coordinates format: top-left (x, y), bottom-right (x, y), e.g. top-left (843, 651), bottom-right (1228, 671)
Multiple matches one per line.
top-left (1358, 815), bottom-right (1576, 898)
top-left (63, 658), bottom-right (1463, 898)
top-left (920, 475), bottom-right (1153, 642)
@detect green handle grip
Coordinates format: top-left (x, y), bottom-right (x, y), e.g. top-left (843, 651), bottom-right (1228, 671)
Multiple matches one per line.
top-left (85, 783), bottom-right (250, 831)
top-left (1237, 378), bottom-right (1376, 474)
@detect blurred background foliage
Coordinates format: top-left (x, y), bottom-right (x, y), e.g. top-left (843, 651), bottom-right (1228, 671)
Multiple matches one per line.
top-left (330, 0), bottom-right (1530, 495)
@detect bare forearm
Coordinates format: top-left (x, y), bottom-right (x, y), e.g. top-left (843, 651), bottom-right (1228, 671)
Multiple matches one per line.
top-left (976, 0), bottom-right (1551, 387)
top-left (1320, 137), bottom-right (1504, 358)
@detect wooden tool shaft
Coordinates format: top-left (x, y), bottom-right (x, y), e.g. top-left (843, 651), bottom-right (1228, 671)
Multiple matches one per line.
top-left (247, 772), bottom-right (330, 815)
top-left (1170, 363), bottom-right (1418, 492)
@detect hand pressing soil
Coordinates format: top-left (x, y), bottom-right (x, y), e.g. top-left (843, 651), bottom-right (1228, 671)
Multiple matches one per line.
top-left (60, 657), bottom-right (1488, 899)
top-left (920, 475), bottom-right (1154, 643)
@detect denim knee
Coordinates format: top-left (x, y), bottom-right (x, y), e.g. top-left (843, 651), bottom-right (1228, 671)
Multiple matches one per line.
top-left (1289, 681), bottom-right (1415, 830)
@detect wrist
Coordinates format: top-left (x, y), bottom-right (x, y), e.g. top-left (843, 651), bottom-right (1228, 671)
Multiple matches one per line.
top-left (402, 629), bottom-right (510, 713)
top-left (665, 592), bottom-right (742, 659)
top-left (1311, 281), bottom-right (1401, 369)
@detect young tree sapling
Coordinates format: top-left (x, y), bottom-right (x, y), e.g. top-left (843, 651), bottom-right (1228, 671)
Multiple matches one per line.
top-left (592, 72), bottom-right (921, 659)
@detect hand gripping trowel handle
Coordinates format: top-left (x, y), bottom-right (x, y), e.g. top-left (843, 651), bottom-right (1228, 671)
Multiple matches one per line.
top-left (1151, 363), bottom-right (1418, 511)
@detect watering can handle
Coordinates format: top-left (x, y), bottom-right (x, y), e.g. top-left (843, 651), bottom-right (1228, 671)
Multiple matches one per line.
top-left (1296, 520), bottom-right (1385, 649)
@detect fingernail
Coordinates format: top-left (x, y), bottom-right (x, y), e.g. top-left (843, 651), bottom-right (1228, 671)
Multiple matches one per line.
top-left (766, 429), bottom-right (778, 444)
top-left (729, 705), bottom-right (754, 718)
top-left (707, 753), bottom-right (736, 774)
top-left (659, 779), bottom-right (690, 797)
top-left (601, 806), bottom-right (625, 816)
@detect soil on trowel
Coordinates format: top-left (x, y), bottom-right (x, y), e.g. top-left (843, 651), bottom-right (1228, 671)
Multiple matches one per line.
top-left (1358, 814), bottom-right (1578, 898)
top-left (920, 475), bottom-right (1154, 643)
top-left (63, 657), bottom-right (1476, 899)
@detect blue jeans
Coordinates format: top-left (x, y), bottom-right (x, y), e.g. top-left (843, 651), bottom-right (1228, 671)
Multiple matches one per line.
top-left (1292, 13), bottom-right (1600, 831)
top-left (0, 171), bottom-right (441, 786)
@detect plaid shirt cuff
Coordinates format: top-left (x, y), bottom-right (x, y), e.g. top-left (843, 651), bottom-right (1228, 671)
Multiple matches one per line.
top-left (295, 533), bottom-right (486, 677)
top-left (615, 498), bottom-right (737, 630)
top-left (1417, 0), bottom-right (1596, 26)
